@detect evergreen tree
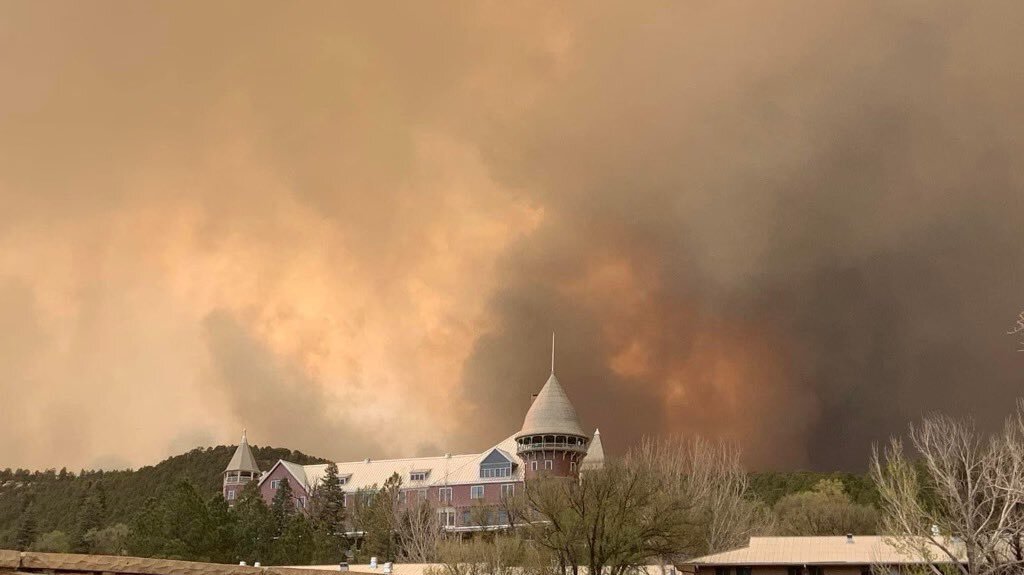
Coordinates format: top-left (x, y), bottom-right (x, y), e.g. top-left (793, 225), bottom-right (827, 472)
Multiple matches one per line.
top-left (127, 482), bottom-right (212, 560)
top-left (15, 510), bottom-right (37, 551)
top-left (159, 481), bottom-right (212, 560)
top-left (361, 473), bottom-right (402, 562)
top-left (232, 481), bottom-right (274, 564)
top-left (312, 463), bottom-right (346, 535)
top-left (127, 497), bottom-right (164, 558)
top-left (72, 489), bottom-right (105, 552)
top-left (205, 495), bottom-right (238, 563)
top-left (271, 513), bottom-right (316, 565)
top-left (270, 478), bottom-right (296, 537)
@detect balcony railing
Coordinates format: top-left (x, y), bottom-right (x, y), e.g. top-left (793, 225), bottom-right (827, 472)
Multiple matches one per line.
top-left (516, 440), bottom-right (588, 453)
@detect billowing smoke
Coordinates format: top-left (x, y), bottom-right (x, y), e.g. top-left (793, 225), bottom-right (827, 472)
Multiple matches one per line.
top-left (1, 1), bottom-right (1022, 470)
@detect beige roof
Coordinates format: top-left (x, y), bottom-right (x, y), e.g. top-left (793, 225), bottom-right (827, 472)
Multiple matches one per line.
top-left (686, 536), bottom-right (963, 566)
top-left (516, 373), bottom-right (586, 438)
top-left (581, 428), bottom-right (604, 469)
top-left (226, 432), bottom-right (261, 474)
top-left (289, 564), bottom-right (667, 575)
top-left (289, 434), bottom-right (525, 493)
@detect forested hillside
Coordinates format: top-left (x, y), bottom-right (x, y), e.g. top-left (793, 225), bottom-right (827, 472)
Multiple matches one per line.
top-left (0, 443), bottom-right (882, 563)
top-left (0, 445), bottom-right (327, 550)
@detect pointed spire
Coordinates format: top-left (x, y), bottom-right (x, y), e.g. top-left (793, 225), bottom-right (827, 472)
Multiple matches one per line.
top-left (551, 332), bottom-right (556, 374)
top-left (225, 430), bottom-right (260, 474)
top-left (583, 427), bottom-right (605, 470)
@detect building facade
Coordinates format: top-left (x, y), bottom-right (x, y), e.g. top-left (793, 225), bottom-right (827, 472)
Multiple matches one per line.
top-left (222, 367), bottom-right (604, 531)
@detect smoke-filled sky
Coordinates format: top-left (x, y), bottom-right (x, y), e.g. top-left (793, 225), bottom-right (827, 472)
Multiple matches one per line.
top-left (2, 1), bottom-right (1023, 472)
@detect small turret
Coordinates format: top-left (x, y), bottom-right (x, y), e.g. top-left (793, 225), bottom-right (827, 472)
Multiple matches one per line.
top-left (581, 428), bottom-right (604, 471)
top-left (223, 430), bottom-right (260, 505)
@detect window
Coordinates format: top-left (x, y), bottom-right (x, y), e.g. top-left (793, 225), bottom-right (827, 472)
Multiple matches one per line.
top-left (470, 485), bottom-right (485, 499)
top-left (417, 488), bottom-right (428, 501)
top-left (271, 479), bottom-right (282, 489)
top-left (501, 484), bottom-right (515, 498)
top-left (530, 461), bottom-right (538, 471)
top-left (480, 465), bottom-right (513, 478)
top-left (736, 569), bottom-right (752, 575)
top-left (438, 487), bottom-right (453, 503)
top-left (438, 510), bottom-right (456, 527)
top-left (410, 470), bottom-right (430, 481)
top-left (295, 497), bottom-right (306, 509)
top-left (461, 510), bottom-right (471, 525)
top-left (226, 490), bottom-right (236, 501)
top-left (339, 475), bottom-right (350, 485)
top-left (398, 491), bottom-right (408, 504)
top-left (342, 494), bottom-right (348, 508)
top-left (480, 449), bottom-right (514, 479)
top-left (497, 510), bottom-right (509, 525)
top-left (544, 460), bottom-right (553, 470)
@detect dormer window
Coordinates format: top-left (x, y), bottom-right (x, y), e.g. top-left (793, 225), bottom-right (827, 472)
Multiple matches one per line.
top-left (480, 448), bottom-right (515, 479)
top-left (410, 470), bottom-right (430, 482)
top-left (339, 474), bottom-right (351, 485)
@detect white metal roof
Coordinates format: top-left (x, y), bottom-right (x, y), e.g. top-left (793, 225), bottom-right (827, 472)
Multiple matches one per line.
top-left (516, 373), bottom-right (586, 438)
top-left (290, 434), bottom-right (525, 493)
top-left (582, 428), bottom-right (604, 469)
top-left (686, 536), bottom-right (963, 566)
top-left (225, 433), bottom-right (261, 474)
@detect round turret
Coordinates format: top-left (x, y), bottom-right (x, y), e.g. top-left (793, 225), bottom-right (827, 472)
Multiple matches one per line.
top-left (515, 372), bottom-right (589, 479)
top-left (223, 430), bottom-right (261, 504)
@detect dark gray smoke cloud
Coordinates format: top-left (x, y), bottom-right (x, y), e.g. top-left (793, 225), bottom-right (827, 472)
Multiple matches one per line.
top-left (1, 1), bottom-right (1022, 470)
top-left (458, 1), bottom-right (1024, 469)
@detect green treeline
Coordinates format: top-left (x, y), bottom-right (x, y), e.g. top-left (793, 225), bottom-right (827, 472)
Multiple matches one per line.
top-left (0, 445), bottom-right (326, 558)
top-left (0, 444), bottom-right (884, 564)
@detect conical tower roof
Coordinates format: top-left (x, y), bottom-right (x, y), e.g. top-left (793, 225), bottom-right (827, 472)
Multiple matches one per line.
top-left (582, 428), bottom-right (605, 469)
top-left (225, 430), bottom-right (260, 474)
top-left (517, 373), bottom-right (586, 438)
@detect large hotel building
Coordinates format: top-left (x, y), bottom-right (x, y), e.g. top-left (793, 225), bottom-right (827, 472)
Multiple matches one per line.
top-left (222, 368), bottom-right (604, 531)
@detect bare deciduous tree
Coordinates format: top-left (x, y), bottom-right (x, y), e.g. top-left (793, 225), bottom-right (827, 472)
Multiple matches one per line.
top-left (513, 435), bottom-right (766, 575)
top-left (628, 436), bottom-right (772, 557)
top-left (871, 402), bottom-right (1024, 575)
top-left (428, 535), bottom-right (555, 575)
top-left (394, 497), bottom-right (444, 563)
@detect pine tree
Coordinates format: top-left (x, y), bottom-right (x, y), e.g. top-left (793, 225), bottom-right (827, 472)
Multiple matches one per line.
top-left (15, 510), bottom-right (38, 551)
top-left (361, 473), bottom-right (402, 562)
top-left (160, 481), bottom-right (213, 560)
top-left (270, 478), bottom-right (296, 537)
top-left (309, 462), bottom-right (349, 563)
top-left (312, 463), bottom-right (346, 535)
top-left (232, 481), bottom-right (274, 564)
top-left (72, 489), bottom-right (105, 552)
top-left (271, 513), bottom-right (316, 565)
top-left (205, 495), bottom-right (238, 563)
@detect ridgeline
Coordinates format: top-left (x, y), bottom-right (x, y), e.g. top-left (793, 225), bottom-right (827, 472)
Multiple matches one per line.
top-left (0, 445), bottom-right (328, 549)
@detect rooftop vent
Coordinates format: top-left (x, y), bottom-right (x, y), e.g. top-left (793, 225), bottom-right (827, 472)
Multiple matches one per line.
top-left (846, 534), bottom-right (854, 544)
top-left (364, 458), bottom-right (371, 464)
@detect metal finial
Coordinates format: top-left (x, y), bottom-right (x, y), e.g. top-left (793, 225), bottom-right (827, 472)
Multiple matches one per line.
top-left (242, 428), bottom-right (247, 443)
top-left (551, 332), bottom-right (555, 374)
